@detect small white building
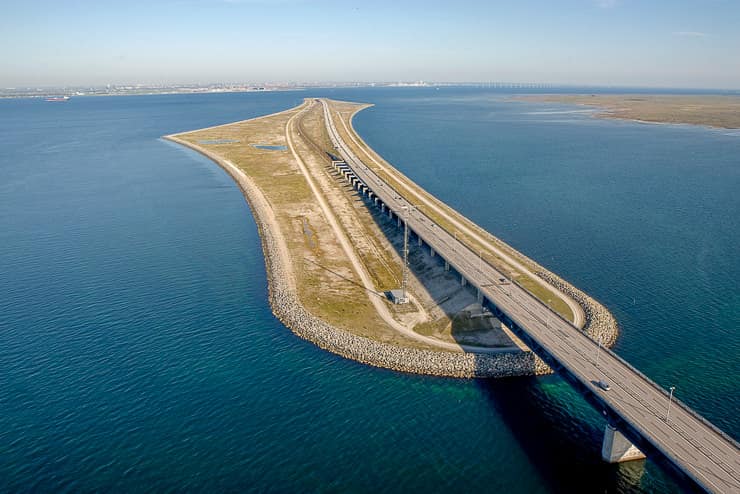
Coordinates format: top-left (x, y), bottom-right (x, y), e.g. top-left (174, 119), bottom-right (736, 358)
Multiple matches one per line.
top-left (388, 289), bottom-right (409, 305)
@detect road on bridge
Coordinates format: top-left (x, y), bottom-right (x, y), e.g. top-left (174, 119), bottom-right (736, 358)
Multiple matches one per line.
top-left (321, 99), bottom-right (739, 493)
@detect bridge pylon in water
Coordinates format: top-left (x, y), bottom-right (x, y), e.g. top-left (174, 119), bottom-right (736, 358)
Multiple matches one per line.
top-left (601, 424), bottom-right (646, 463)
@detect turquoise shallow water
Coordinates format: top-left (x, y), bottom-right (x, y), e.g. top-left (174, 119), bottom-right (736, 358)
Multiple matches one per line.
top-left (0, 88), bottom-right (737, 493)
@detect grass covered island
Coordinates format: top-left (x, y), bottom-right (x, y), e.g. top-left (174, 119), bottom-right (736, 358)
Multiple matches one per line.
top-left (164, 99), bottom-right (618, 377)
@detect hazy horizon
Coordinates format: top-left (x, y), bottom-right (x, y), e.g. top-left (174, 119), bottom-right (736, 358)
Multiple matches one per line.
top-left (3, 0), bottom-right (739, 90)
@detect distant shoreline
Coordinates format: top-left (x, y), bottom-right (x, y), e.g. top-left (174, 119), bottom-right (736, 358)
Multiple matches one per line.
top-left (516, 94), bottom-right (740, 129)
top-left (0, 88), bottom-right (301, 100)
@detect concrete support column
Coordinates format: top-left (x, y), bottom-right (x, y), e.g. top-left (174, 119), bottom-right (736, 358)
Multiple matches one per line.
top-left (430, 248), bottom-right (435, 258)
top-left (444, 261), bottom-right (450, 271)
top-left (601, 425), bottom-right (645, 463)
top-left (418, 237), bottom-right (422, 247)
top-left (397, 217), bottom-right (402, 228)
top-left (461, 277), bottom-right (467, 287)
top-left (381, 204), bottom-right (385, 213)
top-left (388, 210), bottom-right (393, 219)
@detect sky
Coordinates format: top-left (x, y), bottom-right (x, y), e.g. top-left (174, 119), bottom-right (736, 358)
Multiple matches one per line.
top-left (1, 0), bottom-right (739, 89)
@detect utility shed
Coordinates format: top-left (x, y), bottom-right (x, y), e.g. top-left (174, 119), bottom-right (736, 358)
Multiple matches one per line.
top-left (388, 289), bottom-right (409, 305)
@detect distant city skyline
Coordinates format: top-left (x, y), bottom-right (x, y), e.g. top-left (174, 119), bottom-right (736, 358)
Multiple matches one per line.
top-left (2, 0), bottom-right (739, 89)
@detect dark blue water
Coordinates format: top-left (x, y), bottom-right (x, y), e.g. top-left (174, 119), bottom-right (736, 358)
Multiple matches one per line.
top-left (1, 89), bottom-right (737, 493)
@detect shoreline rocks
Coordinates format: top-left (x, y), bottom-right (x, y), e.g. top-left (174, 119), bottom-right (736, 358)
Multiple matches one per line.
top-left (535, 271), bottom-right (619, 348)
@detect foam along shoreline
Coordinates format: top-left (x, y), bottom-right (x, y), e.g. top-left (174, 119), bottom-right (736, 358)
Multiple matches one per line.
top-left (164, 100), bottom-right (618, 377)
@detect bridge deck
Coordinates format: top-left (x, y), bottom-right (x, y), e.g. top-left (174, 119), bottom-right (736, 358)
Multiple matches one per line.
top-left (320, 99), bottom-right (739, 493)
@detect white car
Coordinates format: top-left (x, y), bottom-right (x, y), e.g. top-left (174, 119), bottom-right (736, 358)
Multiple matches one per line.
top-left (597, 380), bottom-right (611, 391)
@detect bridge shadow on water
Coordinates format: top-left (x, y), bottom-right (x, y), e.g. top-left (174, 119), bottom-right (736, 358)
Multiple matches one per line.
top-left (323, 151), bottom-right (692, 493)
top-left (473, 375), bottom-right (690, 494)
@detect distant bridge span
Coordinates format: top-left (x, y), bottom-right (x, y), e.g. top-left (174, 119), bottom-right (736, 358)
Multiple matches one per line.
top-left (320, 99), bottom-right (739, 493)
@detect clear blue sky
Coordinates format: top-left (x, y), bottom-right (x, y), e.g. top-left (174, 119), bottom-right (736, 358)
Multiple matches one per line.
top-left (2, 0), bottom-right (739, 89)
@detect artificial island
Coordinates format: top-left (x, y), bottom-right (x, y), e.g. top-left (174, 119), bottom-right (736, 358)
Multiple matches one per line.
top-left (165, 99), bottom-right (617, 378)
top-left (165, 99), bottom-right (739, 493)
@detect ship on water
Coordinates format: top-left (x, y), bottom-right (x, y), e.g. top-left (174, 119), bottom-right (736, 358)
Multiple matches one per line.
top-left (45, 96), bottom-right (70, 102)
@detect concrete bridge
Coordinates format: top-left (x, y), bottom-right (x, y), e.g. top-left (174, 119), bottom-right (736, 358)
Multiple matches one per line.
top-left (320, 99), bottom-right (740, 493)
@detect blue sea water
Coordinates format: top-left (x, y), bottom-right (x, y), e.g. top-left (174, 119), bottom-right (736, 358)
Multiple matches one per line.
top-left (0, 88), bottom-right (737, 493)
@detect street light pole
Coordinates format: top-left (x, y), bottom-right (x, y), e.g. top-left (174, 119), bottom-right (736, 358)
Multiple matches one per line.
top-left (666, 386), bottom-right (676, 422)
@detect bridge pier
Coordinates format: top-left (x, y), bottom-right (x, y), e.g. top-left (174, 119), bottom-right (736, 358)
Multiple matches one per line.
top-left (477, 288), bottom-right (483, 303)
top-left (461, 277), bottom-right (467, 287)
top-left (444, 260), bottom-right (450, 271)
top-left (601, 425), bottom-right (646, 463)
top-left (430, 248), bottom-right (435, 258)
top-left (418, 237), bottom-right (422, 247)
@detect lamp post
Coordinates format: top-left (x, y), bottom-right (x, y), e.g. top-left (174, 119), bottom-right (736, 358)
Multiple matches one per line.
top-left (666, 386), bottom-right (676, 422)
